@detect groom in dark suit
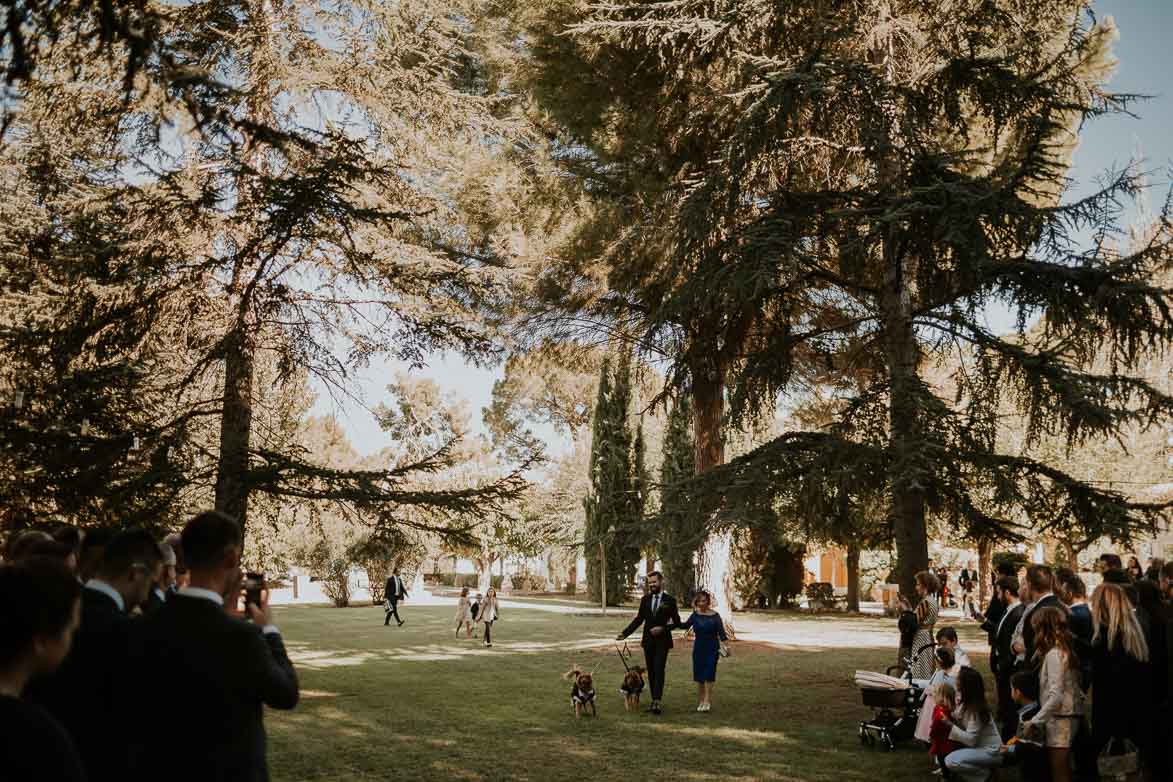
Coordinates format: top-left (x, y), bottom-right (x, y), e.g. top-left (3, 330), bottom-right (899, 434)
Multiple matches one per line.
top-left (616, 571), bottom-right (681, 714)
top-left (384, 569), bottom-right (408, 626)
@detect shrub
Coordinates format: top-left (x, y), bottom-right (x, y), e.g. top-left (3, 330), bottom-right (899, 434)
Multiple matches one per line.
top-left (510, 574), bottom-right (548, 592)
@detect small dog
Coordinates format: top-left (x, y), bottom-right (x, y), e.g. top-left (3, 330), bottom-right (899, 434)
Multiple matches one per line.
top-left (563, 667), bottom-right (597, 718)
top-left (620, 666), bottom-right (646, 712)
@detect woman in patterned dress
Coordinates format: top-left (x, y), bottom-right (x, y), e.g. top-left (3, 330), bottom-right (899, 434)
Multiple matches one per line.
top-left (901, 570), bottom-right (942, 680)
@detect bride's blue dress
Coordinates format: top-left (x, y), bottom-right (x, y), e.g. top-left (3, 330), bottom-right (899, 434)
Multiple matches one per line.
top-left (680, 611), bottom-right (728, 683)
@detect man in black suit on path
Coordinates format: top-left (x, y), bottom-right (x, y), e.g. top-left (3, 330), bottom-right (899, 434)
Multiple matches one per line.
top-left (131, 511), bottom-right (299, 782)
top-left (616, 571), bottom-right (682, 715)
top-left (384, 569), bottom-right (409, 626)
top-left (28, 528), bottom-right (162, 780)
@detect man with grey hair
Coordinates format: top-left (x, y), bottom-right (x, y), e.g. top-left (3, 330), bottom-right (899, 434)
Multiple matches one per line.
top-left (142, 541), bottom-right (177, 616)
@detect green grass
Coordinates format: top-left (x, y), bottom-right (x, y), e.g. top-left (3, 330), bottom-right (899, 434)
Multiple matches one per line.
top-left (267, 603), bottom-right (990, 781)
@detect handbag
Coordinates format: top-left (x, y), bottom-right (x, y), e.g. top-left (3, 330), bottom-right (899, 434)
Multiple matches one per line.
top-left (719, 643), bottom-right (731, 658)
top-left (1097, 737), bottom-right (1140, 780)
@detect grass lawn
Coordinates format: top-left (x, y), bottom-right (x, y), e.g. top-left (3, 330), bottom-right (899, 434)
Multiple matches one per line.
top-left (268, 603), bottom-right (990, 781)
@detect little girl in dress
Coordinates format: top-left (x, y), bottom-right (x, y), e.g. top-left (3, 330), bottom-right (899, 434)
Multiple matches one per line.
top-left (928, 681), bottom-right (960, 774)
top-left (454, 586), bottom-right (474, 638)
top-left (914, 646), bottom-right (956, 745)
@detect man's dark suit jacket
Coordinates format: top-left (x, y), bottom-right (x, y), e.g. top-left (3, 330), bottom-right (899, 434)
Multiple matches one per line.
top-left (130, 594), bottom-right (299, 782)
top-left (1021, 593), bottom-right (1061, 665)
top-left (27, 586), bottom-right (133, 780)
top-left (141, 588), bottom-right (166, 616)
top-left (995, 601), bottom-right (1026, 676)
top-left (980, 593), bottom-right (1006, 648)
top-left (620, 593), bottom-right (683, 648)
top-left (385, 575), bottom-right (409, 602)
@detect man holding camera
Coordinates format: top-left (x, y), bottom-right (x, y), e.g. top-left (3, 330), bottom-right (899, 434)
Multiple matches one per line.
top-left (131, 510), bottom-right (299, 782)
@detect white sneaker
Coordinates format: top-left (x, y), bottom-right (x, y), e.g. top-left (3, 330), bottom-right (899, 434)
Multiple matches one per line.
top-left (696, 704), bottom-right (704, 712)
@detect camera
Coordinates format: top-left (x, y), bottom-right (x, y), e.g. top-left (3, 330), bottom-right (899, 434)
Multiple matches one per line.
top-left (244, 572), bottom-right (265, 608)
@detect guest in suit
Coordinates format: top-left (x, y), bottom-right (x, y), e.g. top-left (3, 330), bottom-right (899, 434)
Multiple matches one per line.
top-left (0, 558), bottom-right (86, 782)
top-left (131, 510), bottom-right (299, 782)
top-left (992, 576), bottom-right (1025, 741)
top-left (76, 526), bottom-right (116, 584)
top-left (383, 569), bottom-right (409, 627)
top-left (978, 563), bottom-right (1017, 666)
top-left (1015, 564), bottom-right (1060, 668)
top-left (28, 528), bottom-right (162, 780)
top-left (1057, 571), bottom-right (1092, 694)
top-left (141, 541), bottom-right (177, 616)
top-left (616, 571), bottom-right (682, 715)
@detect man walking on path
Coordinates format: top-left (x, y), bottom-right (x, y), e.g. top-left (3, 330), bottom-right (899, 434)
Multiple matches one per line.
top-left (616, 571), bottom-right (681, 714)
top-left (384, 570), bottom-right (408, 627)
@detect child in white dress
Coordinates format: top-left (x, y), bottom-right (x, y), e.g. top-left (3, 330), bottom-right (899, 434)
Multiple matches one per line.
top-left (455, 586), bottom-right (474, 638)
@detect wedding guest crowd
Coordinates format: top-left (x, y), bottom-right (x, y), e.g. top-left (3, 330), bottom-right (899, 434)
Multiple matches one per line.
top-left (930, 554), bottom-right (1173, 780)
top-left (0, 511), bottom-right (299, 782)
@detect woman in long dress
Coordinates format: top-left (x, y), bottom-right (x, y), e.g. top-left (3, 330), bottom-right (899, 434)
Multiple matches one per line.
top-left (454, 586), bottom-right (474, 638)
top-left (677, 590), bottom-right (730, 713)
top-left (902, 570), bottom-right (941, 680)
top-left (476, 587), bottom-right (500, 647)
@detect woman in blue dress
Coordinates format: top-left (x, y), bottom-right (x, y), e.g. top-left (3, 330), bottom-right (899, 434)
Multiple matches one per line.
top-left (677, 590), bottom-right (730, 712)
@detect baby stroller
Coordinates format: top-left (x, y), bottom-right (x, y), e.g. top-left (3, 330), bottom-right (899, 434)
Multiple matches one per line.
top-left (856, 642), bottom-right (936, 751)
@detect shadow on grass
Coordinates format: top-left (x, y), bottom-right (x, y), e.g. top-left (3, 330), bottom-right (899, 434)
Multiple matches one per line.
top-left (267, 606), bottom-right (994, 781)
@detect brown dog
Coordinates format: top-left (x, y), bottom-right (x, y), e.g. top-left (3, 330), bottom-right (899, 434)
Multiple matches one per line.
top-left (563, 667), bottom-right (597, 718)
top-left (620, 666), bottom-right (646, 711)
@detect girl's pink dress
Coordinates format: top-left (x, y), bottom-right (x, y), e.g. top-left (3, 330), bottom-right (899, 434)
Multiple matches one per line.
top-left (914, 690), bottom-right (937, 742)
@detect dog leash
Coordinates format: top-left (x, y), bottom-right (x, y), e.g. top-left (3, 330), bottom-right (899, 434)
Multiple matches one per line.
top-left (615, 642), bottom-right (633, 673)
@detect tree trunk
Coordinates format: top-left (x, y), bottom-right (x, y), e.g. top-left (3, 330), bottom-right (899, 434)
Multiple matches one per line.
top-left (873, 26), bottom-right (928, 601)
top-left (846, 544), bottom-right (861, 612)
top-left (567, 560), bottom-right (577, 593)
top-left (214, 327), bottom-right (255, 537)
top-left (645, 552), bottom-right (655, 581)
top-left (978, 537), bottom-right (993, 608)
top-left (477, 558), bottom-right (493, 593)
top-left (692, 365), bottom-right (738, 628)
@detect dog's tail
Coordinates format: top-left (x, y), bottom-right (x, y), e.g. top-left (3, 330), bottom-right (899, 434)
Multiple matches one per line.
top-left (562, 667), bottom-right (583, 681)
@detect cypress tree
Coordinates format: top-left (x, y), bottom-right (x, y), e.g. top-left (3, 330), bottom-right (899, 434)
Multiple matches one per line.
top-left (659, 395), bottom-right (699, 598)
top-left (583, 351), bottom-right (641, 604)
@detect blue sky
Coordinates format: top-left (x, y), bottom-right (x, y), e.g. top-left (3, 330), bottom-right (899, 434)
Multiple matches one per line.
top-left (311, 0), bottom-right (1173, 456)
